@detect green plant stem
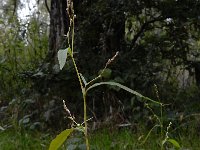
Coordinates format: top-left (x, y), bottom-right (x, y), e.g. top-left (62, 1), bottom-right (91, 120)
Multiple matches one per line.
top-left (70, 55), bottom-right (89, 150)
top-left (154, 84), bottom-right (163, 149)
top-left (86, 75), bottom-right (101, 87)
top-left (69, 12), bottom-right (89, 150)
top-left (159, 101), bottom-right (163, 150)
top-left (83, 92), bottom-right (89, 150)
top-left (140, 124), bottom-right (159, 145)
top-left (70, 17), bottom-right (84, 92)
top-left (70, 51), bottom-right (89, 150)
top-left (71, 55), bottom-right (84, 91)
top-left (71, 16), bottom-right (75, 54)
top-left (160, 103), bottom-right (163, 136)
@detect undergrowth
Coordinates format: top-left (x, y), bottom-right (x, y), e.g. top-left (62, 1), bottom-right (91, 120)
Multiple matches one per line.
top-left (0, 129), bottom-right (50, 150)
top-left (0, 126), bottom-right (199, 150)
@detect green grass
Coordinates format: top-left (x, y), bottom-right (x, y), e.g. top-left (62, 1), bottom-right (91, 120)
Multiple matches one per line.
top-left (0, 126), bottom-right (200, 150)
top-left (90, 128), bottom-right (200, 150)
top-left (0, 129), bottom-right (51, 150)
top-left (90, 129), bottom-right (161, 150)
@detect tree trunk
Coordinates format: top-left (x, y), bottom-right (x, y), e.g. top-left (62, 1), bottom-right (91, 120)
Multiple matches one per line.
top-left (46, 0), bottom-right (68, 64)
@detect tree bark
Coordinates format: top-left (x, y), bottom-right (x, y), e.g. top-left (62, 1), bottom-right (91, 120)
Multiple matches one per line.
top-left (46, 0), bottom-right (68, 64)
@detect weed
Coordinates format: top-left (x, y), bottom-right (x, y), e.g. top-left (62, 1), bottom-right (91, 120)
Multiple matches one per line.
top-left (49, 1), bottom-right (179, 150)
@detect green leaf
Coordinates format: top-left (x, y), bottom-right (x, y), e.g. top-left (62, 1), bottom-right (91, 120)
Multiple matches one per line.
top-left (167, 139), bottom-right (181, 148)
top-left (57, 48), bottom-right (69, 70)
top-left (86, 82), bottom-right (161, 104)
top-left (49, 128), bottom-right (74, 150)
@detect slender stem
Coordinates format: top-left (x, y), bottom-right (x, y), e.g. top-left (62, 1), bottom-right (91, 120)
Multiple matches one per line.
top-left (71, 56), bottom-right (84, 91)
top-left (71, 16), bottom-right (75, 54)
top-left (70, 52), bottom-right (89, 150)
top-left (86, 75), bottom-right (101, 87)
top-left (160, 103), bottom-right (163, 150)
top-left (70, 18), bottom-right (84, 92)
top-left (160, 103), bottom-right (163, 136)
top-left (154, 85), bottom-right (163, 149)
top-left (86, 62), bottom-right (108, 87)
top-left (83, 92), bottom-right (89, 150)
top-left (69, 5), bottom-right (89, 150)
top-left (70, 19), bottom-right (89, 149)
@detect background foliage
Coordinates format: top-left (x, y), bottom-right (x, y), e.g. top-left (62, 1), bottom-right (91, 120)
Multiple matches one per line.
top-left (0, 0), bottom-right (200, 139)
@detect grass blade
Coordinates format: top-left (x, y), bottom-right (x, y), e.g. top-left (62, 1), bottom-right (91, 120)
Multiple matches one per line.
top-left (168, 139), bottom-right (181, 148)
top-left (86, 81), bottom-right (161, 104)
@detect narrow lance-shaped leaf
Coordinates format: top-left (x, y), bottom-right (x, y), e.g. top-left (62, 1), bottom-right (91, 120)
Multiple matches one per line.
top-left (86, 81), bottom-right (161, 105)
top-left (167, 139), bottom-right (181, 148)
top-left (57, 48), bottom-right (69, 70)
top-left (49, 128), bottom-right (74, 150)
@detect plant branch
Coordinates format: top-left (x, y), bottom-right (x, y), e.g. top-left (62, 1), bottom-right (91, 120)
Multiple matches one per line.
top-left (86, 51), bottom-right (119, 87)
top-left (129, 17), bottom-right (166, 51)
